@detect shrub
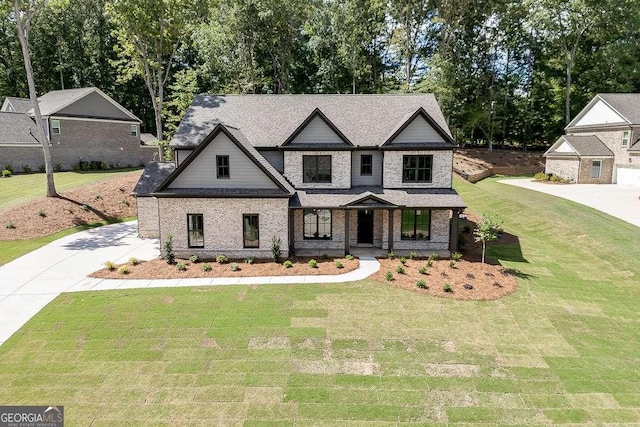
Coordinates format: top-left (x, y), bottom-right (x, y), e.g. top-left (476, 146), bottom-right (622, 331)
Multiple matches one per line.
top-left (416, 280), bottom-right (427, 289)
top-left (21, 165), bottom-right (32, 173)
top-left (104, 261), bottom-right (116, 271)
top-left (385, 271), bottom-right (394, 281)
top-left (245, 255), bottom-right (255, 265)
top-left (38, 210), bottom-right (46, 218)
top-left (1, 169), bottom-right (11, 178)
top-left (463, 283), bottom-right (474, 290)
top-left (419, 266), bottom-right (428, 275)
top-left (345, 254), bottom-right (354, 261)
top-left (550, 173), bottom-right (567, 183)
top-left (409, 251), bottom-right (418, 260)
top-left (466, 272), bottom-right (475, 279)
top-left (80, 204), bottom-right (89, 211)
top-left (308, 259), bottom-right (318, 268)
top-left (387, 251), bottom-right (395, 260)
top-left (202, 263), bottom-right (212, 272)
top-left (443, 283), bottom-right (452, 293)
top-left (427, 259), bottom-right (434, 267)
top-left (129, 257), bottom-right (140, 266)
top-left (38, 165), bottom-right (45, 173)
top-left (101, 161), bottom-right (110, 170)
top-left (54, 163), bottom-right (62, 172)
top-left (118, 265), bottom-right (129, 275)
top-left (3, 164), bottom-right (13, 173)
top-left (462, 224), bottom-right (471, 234)
top-left (4, 222), bottom-right (15, 229)
top-left (320, 253), bottom-right (329, 260)
top-left (283, 260), bottom-right (293, 268)
top-left (335, 260), bottom-right (344, 269)
top-left (71, 163), bottom-right (81, 172)
top-left (458, 233), bottom-right (466, 249)
top-left (396, 265), bottom-right (405, 274)
top-left (534, 171), bottom-right (548, 181)
top-left (94, 194), bottom-right (103, 201)
top-left (176, 262), bottom-right (187, 271)
top-left (449, 259), bottom-right (456, 268)
top-left (164, 234), bottom-right (175, 264)
top-left (122, 199), bottom-right (130, 207)
top-left (428, 253), bottom-right (439, 261)
top-left (399, 257), bottom-right (407, 265)
top-left (451, 252), bottom-right (462, 261)
top-left (216, 255), bottom-right (228, 264)
top-left (271, 236), bottom-right (282, 263)
top-left (230, 262), bottom-right (240, 271)
top-left (189, 255), bottom-right (199, 263)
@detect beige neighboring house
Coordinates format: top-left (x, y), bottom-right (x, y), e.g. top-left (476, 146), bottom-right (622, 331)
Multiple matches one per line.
top-left (544, 93), bottom-right (640, 184)
top-left (0, 87), bottom-right (158, 172)
top-left (133, 94), bottom-right (466, 259)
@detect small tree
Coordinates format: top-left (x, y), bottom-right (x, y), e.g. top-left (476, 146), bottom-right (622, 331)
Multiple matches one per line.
top-left (271, 236), bottom-right (282, 263)
top-left (473, 214), bottom-right (502, 264)
top-left (163, 233), bottom-right (175, 264)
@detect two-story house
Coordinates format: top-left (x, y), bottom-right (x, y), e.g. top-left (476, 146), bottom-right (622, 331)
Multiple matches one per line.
top-left (133, 94), bottom-right (466, 258)
top-left (544, 93), bottom-right (640, 185)
top-left (1, 87), bottom-right (158, 171)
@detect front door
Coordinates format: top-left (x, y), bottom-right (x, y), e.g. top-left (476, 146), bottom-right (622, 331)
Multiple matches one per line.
top-left (357, 210), bottom-right (374, 244)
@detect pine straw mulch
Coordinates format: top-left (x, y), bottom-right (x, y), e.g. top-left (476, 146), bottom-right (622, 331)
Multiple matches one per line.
top-left (90, 256), bottom-right (360, 279)
top-left (0, 171), bottom-right (141, 240)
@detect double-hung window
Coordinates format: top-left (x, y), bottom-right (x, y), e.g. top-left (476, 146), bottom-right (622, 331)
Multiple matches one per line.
top-left (243, 214), bottom-right (259, 248)
top-left (303, 209), bottom-right (332, 239)
top-left (130, 125), bottom-right (138, 137)
top-left (303, 155), bottom-right (331, 183)
top-left (402, 155), bottom-right (433, 183)
top-left (217, 155), bottom-right (230, 179)
top-left (187, 214), bottom-right (204, 248)
top-left (400, 209), bottom-right (431, 240)
top-left (591, 160), bottom-right (602, 179)
top-left (51, 119), bottom-right (61, 135)
top-left (622, 131), bottom-right (630, 147)
top-left (360, 154), bottom-right (373, 176)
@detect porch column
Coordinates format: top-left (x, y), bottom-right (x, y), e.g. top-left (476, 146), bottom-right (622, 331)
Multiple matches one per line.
top-left (449, 209), bottom-right (460, 253)
top-left (344, 210), bottom-right (350, 255)
top-left (388, 209), bottom-right (394, 252)
top-left (288, 209), bottom-right (295, 256)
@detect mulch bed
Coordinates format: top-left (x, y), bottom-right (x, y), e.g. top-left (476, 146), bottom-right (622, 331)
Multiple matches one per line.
top-left (90, 256), bottom-right (359, 279)
top-left (0, 171), bottom-right (140, 240)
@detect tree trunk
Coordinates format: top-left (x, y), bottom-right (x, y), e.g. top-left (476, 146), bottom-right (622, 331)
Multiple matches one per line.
top-left (14, 0), bottom-right (57, 197)
top-left (482, 240), bottom-right (486, 264)
top-left (565, 60), bottom-right (571, 125)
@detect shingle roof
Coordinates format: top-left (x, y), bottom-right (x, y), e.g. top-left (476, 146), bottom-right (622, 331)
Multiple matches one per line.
top-left (545, 135), bottom-right (613, 157)
top-left (598, 93), bottom-right (640, 124)
top-left (291, 187), bottom-right (466, 209)
top-left (0, 112), bottom-right (41, 145)
top-left (132, 162), bottom-right (176, 196)
top-left (171, 94), bottom-right (452, 148)
top-left (2, 97), bottom-right (32, 113)
top-left (33, 87), bottom-right (95, 116)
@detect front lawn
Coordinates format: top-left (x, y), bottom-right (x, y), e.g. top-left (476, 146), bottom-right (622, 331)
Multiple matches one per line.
top-left (1, 176), bottom-right (639, 424)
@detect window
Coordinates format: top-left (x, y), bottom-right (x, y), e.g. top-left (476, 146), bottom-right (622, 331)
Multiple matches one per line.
top-left (360, 154), bottom-right (373, 176)
top-left (187, 214), bottom-right (204, 248)
top-left (217, 155), bottom-right (230, 179)
top-left (622, 131), bottom-right (630, 147)
top-left (51, 119), bottom-right (60, 135)
top-left (402, 155), bottom-right (432, 183)
top-left (591, 160), bottom-right (602, 179)
top-left (303, 155), bottom-right (331, 183)
top-left (303, 209), bottom-right (332, 240)
top-left (243, 214), bottom-right (259, 248)
top-left (130, 125), bottom-right (138, 137)
top-left (401, 210), bottom-right (431, 240)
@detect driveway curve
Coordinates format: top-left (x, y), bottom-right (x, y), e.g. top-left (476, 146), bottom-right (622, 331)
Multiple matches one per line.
top-left (0, 221), bottom-right (380, 346)
top-left (500, 179), bottom-right (640, 228)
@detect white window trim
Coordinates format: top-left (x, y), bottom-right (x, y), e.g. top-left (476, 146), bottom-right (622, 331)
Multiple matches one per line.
top-left (622, 131), bottom-right (630, 147)
top-left (130, 124), bottom-right (138, 137)
top-left (591, 160), bottom-right (602, 179)
top-left (51, 119), bottom-right (61, 135)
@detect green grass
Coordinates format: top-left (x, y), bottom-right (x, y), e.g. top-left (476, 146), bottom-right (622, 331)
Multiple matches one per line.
top-left (0, 169), bottom-right (139, 212)
top-left (1, 176), bottom-right (639, 424)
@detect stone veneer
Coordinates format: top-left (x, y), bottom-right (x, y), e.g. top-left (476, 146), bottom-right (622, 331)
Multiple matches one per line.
top-left (157, 197), bottom-right (289, 259)
top-left (283, 151), bottom-right (351, 189)
top-left (578, 158), bottom-right (614, 184)
top-left (545, 157), bottom-right (579, 182)
top-left (293, 209), bottom-right (346, 250)
top-left (137, 197), bottom-right (159, 238)
top-left (389, 209), bottom-right (450, 252)
top-left (383, 150), bottom-right (453, 188)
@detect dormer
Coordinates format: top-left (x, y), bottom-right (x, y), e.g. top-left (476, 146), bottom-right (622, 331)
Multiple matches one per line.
top-left (281, 108), bottom-right (353, 149)
top-left (381, 107), bottom-right (455, 149)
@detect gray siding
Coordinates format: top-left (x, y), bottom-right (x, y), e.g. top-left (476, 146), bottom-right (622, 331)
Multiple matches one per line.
top-left (57, 91), bottom-right (135, 121)
top-left (175, 149), bottom-right (193, 166)
top-left (351, 151), bottom-right (382, 186)
top-left (389, 115), bottom-right (445, 144)
top-left (259, 150), bottom-right (284, 172)
top-left (289, 115), bottom-right (347, 145)
top-left (169, 132), bottom-right (278, 189)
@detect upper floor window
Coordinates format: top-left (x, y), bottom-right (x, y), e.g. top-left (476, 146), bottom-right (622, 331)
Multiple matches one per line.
top-left (243, 214), bottom-right (259, 248)
top-left (402, 155), bottom-right (432, 183)
top-left (303, 155), bottom-right (331, 183)
top-left (187, 214), bottom-right (204, 248)
top-left (51, 119), bottom-right (61, 135)
top-left (401, 209), bottom-right (430, 240)
top-left (130, 125), bottom-right (138, 137)
top-left (303, 209), bottom-right (332, 240)
top-left (622, 131), bottom-right (630, 147)
top-left (360, 154), bottom-right (373, 176)
top-left (217, 155), bottom-right (230, 179)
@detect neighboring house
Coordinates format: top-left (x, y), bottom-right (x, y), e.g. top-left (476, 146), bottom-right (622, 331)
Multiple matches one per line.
top-left (133, 94), bottom-right (466, 259)
top-left (544, 93), bottom-right (640, 184)
top-left (0, 87), bottom-right (158, 172)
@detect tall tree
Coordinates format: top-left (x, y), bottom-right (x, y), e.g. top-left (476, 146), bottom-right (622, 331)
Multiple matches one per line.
top-left (13, 0), bottom-right (57, 196)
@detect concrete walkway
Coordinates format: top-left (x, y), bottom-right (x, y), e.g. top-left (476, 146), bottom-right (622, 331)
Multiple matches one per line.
top-left (500, 178), bottom-right (640, 228)
top-left (0, 221), bottom-right (380, 346)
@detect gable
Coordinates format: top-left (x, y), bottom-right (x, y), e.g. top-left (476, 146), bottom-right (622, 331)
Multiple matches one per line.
top-left (387, 113), bottom-right (447, 145)
top-left (573, 99), bottom-right (627, 127)
top-left (168, 131), bottom-right (279, 190)
top-left (285, 111), bottom-right (351, 146)
top-left (56, 91), bottom-right (136, 121)
top-left (555, 140), bottom-right (576, 153)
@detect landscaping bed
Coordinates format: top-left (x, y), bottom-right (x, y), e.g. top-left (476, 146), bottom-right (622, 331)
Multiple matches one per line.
top-left (90, 256), bottom-right (359, 279)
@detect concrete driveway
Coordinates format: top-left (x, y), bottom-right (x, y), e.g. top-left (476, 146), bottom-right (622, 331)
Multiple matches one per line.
top-left (500, 179), bottom-right (640, 228)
